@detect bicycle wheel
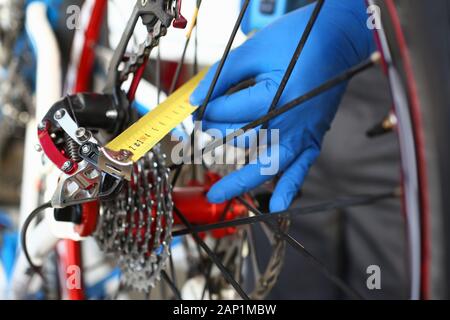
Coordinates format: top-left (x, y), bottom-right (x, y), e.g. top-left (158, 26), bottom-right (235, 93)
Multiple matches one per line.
top-left (21, 0), bottom-right (450, 300)
top-left (373, 0), bottom-right (450, 299)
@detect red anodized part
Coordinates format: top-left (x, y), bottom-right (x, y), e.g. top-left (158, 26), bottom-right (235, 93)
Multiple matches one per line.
top-left (56, 239), bottom-right (85, 300)
top-left (38, 122), bottom-right (78, 175)
top-left (74, 0), bottom-right (107, 92)
top-left (74, 201), bottom-right (99, 237)
top-left (173, 0), bottom-right (188, 29)
top-left (172, 172), bottom-right (251, 238)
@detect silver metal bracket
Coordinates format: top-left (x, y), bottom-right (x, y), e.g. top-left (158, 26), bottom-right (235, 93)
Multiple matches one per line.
top-left (51, 162), bottom-right (101, 208)
top-left (98, 147), bottom-right (134, 181)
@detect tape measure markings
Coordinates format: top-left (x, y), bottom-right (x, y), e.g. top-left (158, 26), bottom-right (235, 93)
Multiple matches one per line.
top-left (106, 69), bottom-right (208, 162)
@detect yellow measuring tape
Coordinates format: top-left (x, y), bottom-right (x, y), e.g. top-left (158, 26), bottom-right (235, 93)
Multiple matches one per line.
top-left (106, 69), bottom-right (207, 162)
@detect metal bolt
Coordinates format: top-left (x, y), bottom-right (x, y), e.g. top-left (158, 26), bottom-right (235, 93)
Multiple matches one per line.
top-left (61, 161), bottom-right (73, 172)
top-left (35, 144), bottom-right (42, 152)
top-left (141, 0), bottom-right (148, 6)
top-left (38, 121), bottom-right (47, 130)
top-left (105, 110), bottom-right (118, 119)
top-left (121, 150), bottom-right (132, 157)
top-left (81, 144), bottom-right (91, 155)
top-left (75, 127), bottom-right (91, 142)
top-left (75, 127), bottom-right (86, 138)
top-left (117, 149), bottom-right (133, 161)
top-left (54, 109), bottom-right (66, 120)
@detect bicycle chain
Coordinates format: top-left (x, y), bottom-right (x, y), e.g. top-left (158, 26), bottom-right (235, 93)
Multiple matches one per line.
top-left (96, 148), bottom-right (173, 293)
top-left (250, 217), bottom-right (290, 300)
top-left (178, 164), bottom-right (290, 299)
top-left (184, 216), bottom-right (289, 300)
top-left (118, 21), bottom-right (165, 85)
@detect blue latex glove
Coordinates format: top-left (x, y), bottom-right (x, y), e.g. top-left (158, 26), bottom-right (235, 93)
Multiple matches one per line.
top-left (190, 0), bottom-right (376, 212)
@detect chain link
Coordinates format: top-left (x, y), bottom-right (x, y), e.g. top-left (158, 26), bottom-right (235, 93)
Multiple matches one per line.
top-left (118, 21), bottom-right (165, 85)
top-left (250, 218), bottom-right (290, 300)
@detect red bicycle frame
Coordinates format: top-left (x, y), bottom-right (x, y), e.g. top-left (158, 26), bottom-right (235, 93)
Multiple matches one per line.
top-left (57, 0), bottom-right (107, 300)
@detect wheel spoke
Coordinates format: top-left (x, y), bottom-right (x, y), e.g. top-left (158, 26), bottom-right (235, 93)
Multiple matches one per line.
top-left (263, 0), bottom-right (325, 128)
top-left (203, 53), bottom-right (381, 154)
top-left (168, 247), bottom-right (178, 291)
top-left (196, 0), bottom-right (251, 120)
top-left (236, 196), bottom-right (363, 300)
top-left (169, 0), bottom-right (204, 185)
top-left (171, 164), bottom-right (183, 185)
top-left (173, 206), bottom-right (250, 300)
top-left (236, 233), bottom-right (246, 284)
top-left (161, 270), bottom-right (183, 300)
top-left (246, 226), bottom-right (263, 284)
top-left (172, 190), bottom-right (397, 236)
top-left (156, 46), bottom-right (161, 104)
top-left (161, 0), bottom-right (382, 302)
top-left (201, 239), bottom-right (222, 300)
top-left (260, 219), bottom-right (276, 245)
top-left (199, 201), bottom-right (232, 299)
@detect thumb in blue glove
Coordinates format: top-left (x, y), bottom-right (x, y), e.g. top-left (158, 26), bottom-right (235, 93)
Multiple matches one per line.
top-left (190, 0), bottom-right (376, 212)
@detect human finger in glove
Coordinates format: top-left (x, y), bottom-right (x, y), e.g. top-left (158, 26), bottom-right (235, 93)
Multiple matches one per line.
top-left (190, 0), bottom-right (376, 212)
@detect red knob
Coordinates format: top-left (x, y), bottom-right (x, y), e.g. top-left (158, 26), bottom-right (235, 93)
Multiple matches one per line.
top-left (173, 0), bottom-right (187, 29)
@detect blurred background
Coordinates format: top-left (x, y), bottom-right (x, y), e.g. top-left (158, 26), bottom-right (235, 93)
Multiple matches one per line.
top-left (0, 0), bottom-right (312, 299)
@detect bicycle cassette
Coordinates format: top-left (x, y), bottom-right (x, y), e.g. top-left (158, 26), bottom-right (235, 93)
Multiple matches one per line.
top-left (95, 149), bottom-right (173, 292)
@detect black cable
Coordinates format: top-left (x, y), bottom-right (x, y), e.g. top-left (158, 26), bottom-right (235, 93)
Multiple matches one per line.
top-left (169, 19), bottom-right (200, 187)
top-left (168, 0), bottom-right (203, 95)
top-left (168, 28), bottom-right (191, 94)
top-left (21, 201), bottom-right (52, 280)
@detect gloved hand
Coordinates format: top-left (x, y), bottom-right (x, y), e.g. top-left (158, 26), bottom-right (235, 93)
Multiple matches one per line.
top-left (190, 0), bottom-right (376, 212)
